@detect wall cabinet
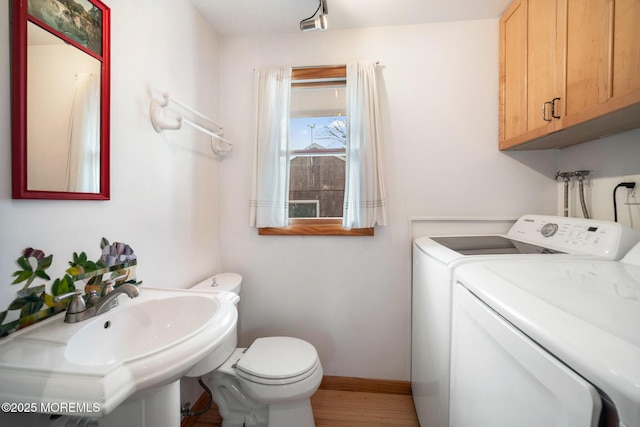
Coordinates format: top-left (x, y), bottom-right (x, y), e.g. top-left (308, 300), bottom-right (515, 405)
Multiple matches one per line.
top-left (499, 0), bottom-right (640, 150)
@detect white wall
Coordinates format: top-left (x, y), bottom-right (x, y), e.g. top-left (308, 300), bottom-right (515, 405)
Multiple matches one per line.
top-left (555, 129), bottom-right (640, 230)
top-left (217, 19), bottom-right (558, 381)
top-left (0, 0), bottom-right (222, 415)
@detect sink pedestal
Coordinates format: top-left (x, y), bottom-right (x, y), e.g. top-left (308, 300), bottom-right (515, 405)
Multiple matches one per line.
top-left (99, 380), bottom-right (181, 427)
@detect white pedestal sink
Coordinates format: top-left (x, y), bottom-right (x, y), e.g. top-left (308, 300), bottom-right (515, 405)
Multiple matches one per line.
top-left (0, 287), bottom-right (238, 426)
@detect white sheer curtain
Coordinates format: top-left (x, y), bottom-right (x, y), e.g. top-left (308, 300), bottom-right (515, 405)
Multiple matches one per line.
top-left (65, 73), bottom-right (100, 193)
top-left (249, 66), bottom-right (292, 227)
top-left (343, 61), bottom-right (388, 228)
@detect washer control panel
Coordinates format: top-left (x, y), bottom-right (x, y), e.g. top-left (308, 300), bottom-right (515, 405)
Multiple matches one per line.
top-left (540, 223), bottom-right (559, 237)
top-left (507, 215), bottom-right (640, 259)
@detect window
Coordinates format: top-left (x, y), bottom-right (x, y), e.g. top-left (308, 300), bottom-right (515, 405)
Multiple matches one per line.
top-left (289, 78), bottom-right (346, 219)
top-left (252, 62), bottom-right (385, 235)
top-left (258, 66), bottom-right (373, 236)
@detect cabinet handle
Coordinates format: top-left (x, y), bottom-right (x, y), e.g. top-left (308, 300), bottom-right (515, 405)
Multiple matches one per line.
top-left (542, 101), bottom-right (553, 122)
top-left (551, 97), bottom-right (561, 119)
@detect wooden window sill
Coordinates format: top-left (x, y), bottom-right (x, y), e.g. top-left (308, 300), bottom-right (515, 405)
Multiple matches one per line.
top-left (258, 219), bottom-right (374, 236)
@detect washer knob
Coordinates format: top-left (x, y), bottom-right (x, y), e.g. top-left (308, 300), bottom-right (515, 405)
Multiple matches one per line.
top-left (540, 223), bottom-right (558, 237)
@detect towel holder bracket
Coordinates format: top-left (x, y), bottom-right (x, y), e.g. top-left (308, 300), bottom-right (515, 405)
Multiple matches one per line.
top-left (149, 92), bottom-right (233, 156)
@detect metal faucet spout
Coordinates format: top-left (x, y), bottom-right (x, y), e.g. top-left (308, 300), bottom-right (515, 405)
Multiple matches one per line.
top-left (95, 284), bottom-right (140, 315)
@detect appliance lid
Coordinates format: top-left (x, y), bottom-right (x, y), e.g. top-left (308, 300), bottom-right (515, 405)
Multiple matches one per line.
top-left (454, 259), bottom-right (640, 426)
top-left (430, 235), bottom-right (565, 255)
top-left (236, 337), bottom-right (318, 379)
top-left (477, 260), bottom-right (640, 347)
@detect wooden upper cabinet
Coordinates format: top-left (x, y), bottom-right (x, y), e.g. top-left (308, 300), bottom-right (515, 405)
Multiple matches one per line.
top-left (527, 0), bottom-right (561, 132)
top-left (561, 0), bottom-right (614, 123)
top-left (499, 0), bottom-right (527, 143)
top-left (499, 0), bottom-right (640, 150)
top-left (499, 0), bottom-right (561, 149)
top-left (614, 0), bottom-right (640, 97)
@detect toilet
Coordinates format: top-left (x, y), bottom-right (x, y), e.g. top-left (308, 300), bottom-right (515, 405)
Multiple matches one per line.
top-left (187, 273), bottom-right (323, 427)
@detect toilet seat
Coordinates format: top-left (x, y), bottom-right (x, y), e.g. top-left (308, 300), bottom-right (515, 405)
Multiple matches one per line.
top-left (235, 337), bottom-right (319, 385)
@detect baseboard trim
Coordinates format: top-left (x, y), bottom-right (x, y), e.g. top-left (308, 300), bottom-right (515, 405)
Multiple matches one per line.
top-left (181, 375), bottom-right (413, 426)
top-left (320, 375), bottom-right (412, 395)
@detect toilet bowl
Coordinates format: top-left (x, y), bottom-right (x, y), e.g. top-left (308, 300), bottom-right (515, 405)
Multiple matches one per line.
top-left (187, 273), bottom-right (322, 427)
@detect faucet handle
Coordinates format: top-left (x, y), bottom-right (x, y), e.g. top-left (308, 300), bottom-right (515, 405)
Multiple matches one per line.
top-left (86, 289), bottom-right (100, 307)
top-left (53, 290), bottom-right (86, 314)
top-left (103, 282), bottom-right (115, 295)
top-left (102, 274), bottom-right (128, 295)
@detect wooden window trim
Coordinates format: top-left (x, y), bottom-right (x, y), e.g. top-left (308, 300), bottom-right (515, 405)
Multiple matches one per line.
top-left (291, 65), bottom-right (346, 80)
top-left (259, 66), bottom-right (368, 236)
top-left (259, 219), bottom-right (374, 236)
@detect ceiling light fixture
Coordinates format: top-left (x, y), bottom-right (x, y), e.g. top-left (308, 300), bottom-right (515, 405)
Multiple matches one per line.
top-left (300, 0), bottom-right (328, 32)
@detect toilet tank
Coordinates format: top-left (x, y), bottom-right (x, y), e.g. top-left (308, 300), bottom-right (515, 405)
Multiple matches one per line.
top-left (191, 273), bottom-right (242, 295)
top-left (184, 273), bottom-right (242, 378)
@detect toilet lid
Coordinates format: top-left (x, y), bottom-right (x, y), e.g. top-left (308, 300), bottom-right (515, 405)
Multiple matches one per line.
top-left (236, 337), bottom-right (318, 381)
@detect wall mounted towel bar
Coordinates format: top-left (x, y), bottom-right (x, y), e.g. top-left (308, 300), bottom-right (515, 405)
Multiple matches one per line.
top-left (150, 92), bottom-right (233, 155)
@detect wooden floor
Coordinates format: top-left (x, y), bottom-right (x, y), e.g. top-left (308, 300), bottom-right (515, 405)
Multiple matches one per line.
top-left (186, 388), bottom-right (420, 427)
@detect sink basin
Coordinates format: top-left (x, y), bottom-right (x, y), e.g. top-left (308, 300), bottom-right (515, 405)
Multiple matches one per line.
top-left (66, 295), bottom-right (220, 366)
top-left (0, 287), bottom-right (238, 417)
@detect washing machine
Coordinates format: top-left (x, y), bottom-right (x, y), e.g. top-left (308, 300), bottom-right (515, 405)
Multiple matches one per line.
top-left (411, 215), bottom-right (640, 427)
top-left (449, 238), bottom-right (640, 427)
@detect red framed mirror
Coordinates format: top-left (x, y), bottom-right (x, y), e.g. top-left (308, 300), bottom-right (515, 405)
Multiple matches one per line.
top-left (11, 0), bottom-right (110, 200)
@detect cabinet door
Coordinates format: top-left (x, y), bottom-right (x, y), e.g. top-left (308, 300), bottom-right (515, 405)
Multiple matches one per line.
top-left (560, 0), bottom-right (640, 128)
top-left (562, 0), bottom-right (614, 121)
top-left (527, 0), bottom-right (562, 131)
top-left (499, 0), bottom-right (562, 149)
top-left (499, 0), bottom-right (527, 144)
top-left (613, 0), bottom-right (640, 98)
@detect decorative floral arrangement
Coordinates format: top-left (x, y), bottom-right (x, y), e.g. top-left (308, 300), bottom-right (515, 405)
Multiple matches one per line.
top-left (0, 238), bottom-right (138, 338)
top-left (11, 248), bottom-right (52, 291)
top-left (100, 239), bottom-right (137, 268)
top-left (4, 248), bottom-right (58, 326)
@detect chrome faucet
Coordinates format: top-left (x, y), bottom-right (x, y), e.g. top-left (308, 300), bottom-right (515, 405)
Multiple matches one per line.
top-left (54, 283), bottom-right (140, 323)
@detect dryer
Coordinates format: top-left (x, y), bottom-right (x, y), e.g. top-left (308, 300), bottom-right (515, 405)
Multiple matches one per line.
top-left (449, 240), bottom-right (640, 426)
top-left (412, 215), bottom-right (640, 427)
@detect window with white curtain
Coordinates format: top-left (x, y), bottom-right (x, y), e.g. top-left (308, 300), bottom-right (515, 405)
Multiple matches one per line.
top-left (250, 62), bottom-right (387, 236)
top-left (290, 71), bottom-right (346, 220)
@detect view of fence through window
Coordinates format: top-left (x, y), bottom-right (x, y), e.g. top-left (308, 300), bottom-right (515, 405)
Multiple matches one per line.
top-left (289, 82), bottom-right (346, 218)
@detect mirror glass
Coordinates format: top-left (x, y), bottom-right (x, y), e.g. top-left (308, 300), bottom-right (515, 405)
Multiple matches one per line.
top-left (11, 0), bottom-right (110, 200)
top-left (28, 23), bottom-right (102, 193)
